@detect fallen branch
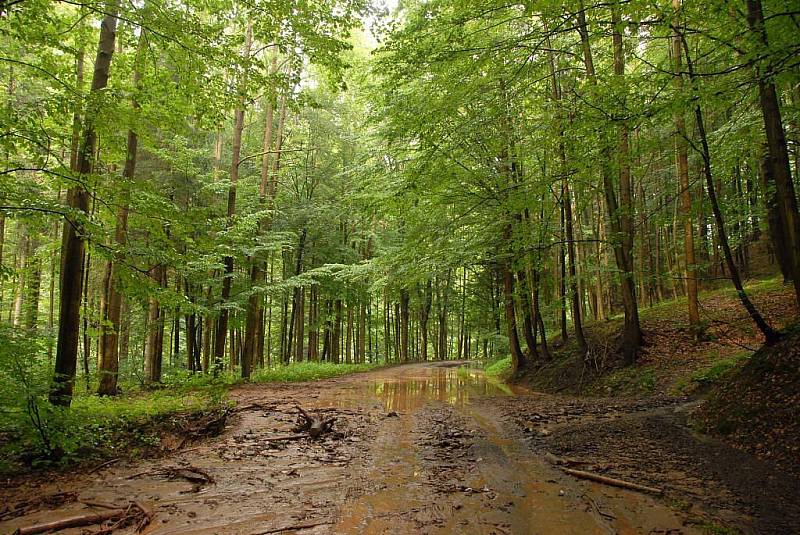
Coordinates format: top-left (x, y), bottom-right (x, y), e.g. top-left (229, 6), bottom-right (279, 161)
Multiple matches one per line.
top-left (582, 493), bottom-right (616, 520)
top-left (14, 501), bottom-right (154, 535)
top-left (88, 458), bottom-right (121, 474)
top-left (562, 468), bottom-right (663, 495)
top-left (134, 500), bottom-right (154, 532)
top-left (262, 434), bottom-right (310, 442)
top-left (252, 519), bottom-right (333, 534)
top-left (1, 492), bottom-right (78, 521)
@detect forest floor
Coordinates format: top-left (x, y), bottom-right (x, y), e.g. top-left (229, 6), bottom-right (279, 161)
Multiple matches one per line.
top-left (3, 361), bottom-right (798, 534)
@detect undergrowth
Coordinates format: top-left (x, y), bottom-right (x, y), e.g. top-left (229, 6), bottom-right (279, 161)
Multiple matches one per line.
top-left (0, 324), bottom-right (379, 474)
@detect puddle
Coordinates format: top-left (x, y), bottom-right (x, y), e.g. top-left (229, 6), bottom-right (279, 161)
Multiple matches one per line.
top-left (328, 363), bottom-right (525, 412)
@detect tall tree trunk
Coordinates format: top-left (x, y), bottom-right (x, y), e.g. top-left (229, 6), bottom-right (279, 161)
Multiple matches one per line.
top-left (746, 0), bottom-right (800, 307)
top-left (214, 21), bottom-right (252, 373)
top-left (242, 56), bottom-right (286, 377)
top-left (333, 298), bottom-right (342, 364)
top-left (50, 1), bottom-right (119, 406)
top-left (610, 4), bottom-right (643, 362)
top-left (98, 29), bottom-right (145, 395)
top-left (145, 265), bottom-right (166, 383)
top-left (545, 28), bottom-right (586, 349)
top-left (517, 268), bottom-right (539, 359)
top-left (357, 298), bottom-right (366, 363)
top-left (502, 259), bottom-right (525, 373)
top-left (24, 235), bottom-right (41, 329)
top-left (295, 287), bottom-right (305, 362)
top-left (399, 288), bottom-right (409, 362)
top-left (118, 297), bottom-right (129, 364)
top-left (420, 280), bottom-right (431, 361)
top-left (345, 300), bottom-right (353, 363)
top-left (576, 4), bottom-right (642, 362)
top-left (12, 224), bottom-right (29, 326)
top-left (672, 0), bottom-right (700, 328)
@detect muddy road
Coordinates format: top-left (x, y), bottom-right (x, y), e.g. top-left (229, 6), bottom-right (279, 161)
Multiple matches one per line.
top-left (3, 362), bottom-right (797, 534)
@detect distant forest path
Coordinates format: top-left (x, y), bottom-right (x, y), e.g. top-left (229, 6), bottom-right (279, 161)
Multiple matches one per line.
top-left (7, 363), bottom-right (762, 534)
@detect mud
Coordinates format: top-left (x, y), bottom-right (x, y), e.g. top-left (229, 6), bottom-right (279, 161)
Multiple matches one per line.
top-left (1, 362), bottom-right (783, 534)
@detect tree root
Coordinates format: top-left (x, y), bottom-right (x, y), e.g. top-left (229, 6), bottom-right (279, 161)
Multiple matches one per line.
top-left (127, 465), bottom-right (214, 492)
top-left (293, 405), bottom-right (337, 438)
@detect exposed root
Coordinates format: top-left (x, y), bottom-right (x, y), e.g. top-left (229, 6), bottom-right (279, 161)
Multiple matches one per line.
top-left (293, 406), bottom-right (337, 438)
top-left (127, 465), bottom-right (214, 493)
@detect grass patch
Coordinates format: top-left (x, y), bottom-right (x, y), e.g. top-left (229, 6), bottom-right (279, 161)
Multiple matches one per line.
top-left (0, 387), bottom-right (224, 473)
top-left (671, 351), bottom-right (751, 395)
top-left (690, 353), bottom-right (750, 386)
top-left (485, 356), bottom-right (512, 379)
top-left (250, 361), bottom-right (378, 382)
top-left (598, 365), bottom-right (657, 395)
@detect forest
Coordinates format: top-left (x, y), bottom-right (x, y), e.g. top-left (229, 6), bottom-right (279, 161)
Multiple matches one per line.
top-left (1, 0), bottom-right (800, 532)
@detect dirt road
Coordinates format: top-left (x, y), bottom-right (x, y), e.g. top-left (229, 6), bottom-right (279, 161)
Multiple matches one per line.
top-left (3, 362), bottom-right (797, 534)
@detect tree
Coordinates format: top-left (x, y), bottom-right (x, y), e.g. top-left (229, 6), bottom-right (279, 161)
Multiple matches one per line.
top-left (50, 2), bottom-right (119, 406)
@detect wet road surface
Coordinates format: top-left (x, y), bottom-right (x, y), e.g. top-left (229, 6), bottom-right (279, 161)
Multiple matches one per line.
top-left (1, 362), bottom-right (699, 534)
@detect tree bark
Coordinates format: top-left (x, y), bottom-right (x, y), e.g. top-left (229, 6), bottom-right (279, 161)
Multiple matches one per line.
top-left (576, 3), bottom-right (642, 362)
top-left (672, 0), bottom-right (699, 328)
top-left (145, 265), bottom-right (167, 383)
top-left (51, 2), bottom-right (119, 406)
top-left (502, 258), bottom-right (525, 373)
top-left (611, 4), bottom-right (643, 362)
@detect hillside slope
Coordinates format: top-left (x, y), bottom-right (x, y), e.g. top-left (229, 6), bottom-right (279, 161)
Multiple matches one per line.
top-left (516, 278), bottom-right (798, 398)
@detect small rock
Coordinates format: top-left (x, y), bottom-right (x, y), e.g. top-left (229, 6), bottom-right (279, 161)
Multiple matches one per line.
top-left (386, 411), bottom-right (399, 417)
top-left (558, 489), bottom-right (565, 496)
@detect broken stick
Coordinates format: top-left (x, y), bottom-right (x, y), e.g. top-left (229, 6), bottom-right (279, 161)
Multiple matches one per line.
top-left (562, 468), bottom-right (663, 495)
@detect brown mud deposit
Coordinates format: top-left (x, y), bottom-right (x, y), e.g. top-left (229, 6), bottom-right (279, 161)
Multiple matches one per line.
top-left (1, 362), bottom-right (787, 534)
